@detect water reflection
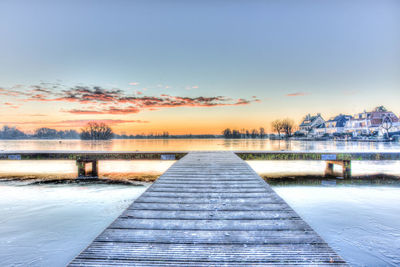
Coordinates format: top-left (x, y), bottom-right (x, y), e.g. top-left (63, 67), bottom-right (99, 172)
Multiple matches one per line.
top-left (1, 139), bottom-right (400, 152)
top-left (1, 139), bottom-right (400, 177)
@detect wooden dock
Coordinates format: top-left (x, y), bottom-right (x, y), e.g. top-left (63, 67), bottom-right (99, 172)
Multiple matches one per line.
top-left (2, 150), bottom-right (400, 179)
top-left (69, 152), bottom-right (346, 266)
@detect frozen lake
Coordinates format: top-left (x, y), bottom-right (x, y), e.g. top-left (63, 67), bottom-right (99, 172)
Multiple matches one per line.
top-left (0, 182), bottom-right (149, 266)
top-left (1, 182), bottom-right (400, 266)
top-left (1, 139), bottom-right (400, 266)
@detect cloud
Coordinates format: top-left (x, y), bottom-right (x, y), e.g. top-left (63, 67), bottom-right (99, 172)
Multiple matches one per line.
top-left (0, 87), bottom-right (27, 97)
top-left (286, 92), bottom-right (309, 97)
top-left (65, 106), bottom-right (140, 114)
top-left (185, 85), bottom-right (199, 90)
top-left (3, 102), bottom-right (20, 109)
top-left (129, 82), bottom-right (139, 86)
top-left (2, 119), bottom-right (148, 127)
top-left (59, 119), bottom-right (148, 126)
top-left (1, 83), bottom-right (261, 115)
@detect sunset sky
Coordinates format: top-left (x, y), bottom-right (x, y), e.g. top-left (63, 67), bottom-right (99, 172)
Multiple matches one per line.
top-left (0, 0), bottom-right (399, 134)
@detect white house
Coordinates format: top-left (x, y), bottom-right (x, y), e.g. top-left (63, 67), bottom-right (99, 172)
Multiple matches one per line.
top-left (299, 114), bottom-right (325, 136)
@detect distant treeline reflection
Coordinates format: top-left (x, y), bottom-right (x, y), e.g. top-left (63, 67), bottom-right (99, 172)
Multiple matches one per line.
top-left (0, 125), bottom-right (224, 140)
top-left (0, 124), bottom-right (273, 140)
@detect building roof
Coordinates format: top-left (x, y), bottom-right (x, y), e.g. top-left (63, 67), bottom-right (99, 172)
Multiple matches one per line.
top-left (350, 106), bottom-right (399, 127)
top-left (300, 114), bottom-right (324, 127)
top-left (326, 114), bottom-right (352, 128)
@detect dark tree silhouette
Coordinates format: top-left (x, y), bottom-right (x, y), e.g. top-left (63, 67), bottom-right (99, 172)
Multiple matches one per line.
top-left (271, 120), bottom-right (284, 137)
top-left (80, 122), bottom-right (114, 140)
top-left (0, 126), bottom-right (26, 139)
top-left (35, 128), bottom-right (58, 139)
top-left (222, 127), bottom-right (266, 139)
top-left (281, 118), bottom-right (294, 137)
top-left (259, 127), bottom-right (266, 138)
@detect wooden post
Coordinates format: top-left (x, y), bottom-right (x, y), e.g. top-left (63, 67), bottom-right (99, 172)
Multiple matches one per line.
top-left (324, 161), bottom-right (335, 176)
top-left (342, 160), bottom-right (351, 179)
top-left (76, 159), bottom-right (99, 179)
top-left (324, 160), bottom-right (351, 179)
top-left (77, 160), bottom-right (86, 178)
top-left (91, 160), bottom-right (99, 177)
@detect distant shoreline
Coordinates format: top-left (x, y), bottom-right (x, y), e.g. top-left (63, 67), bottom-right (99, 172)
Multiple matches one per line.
top-left (0, 137), bottom-right (398, 142)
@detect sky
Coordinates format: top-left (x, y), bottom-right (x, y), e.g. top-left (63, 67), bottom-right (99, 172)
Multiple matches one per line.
top-left (0, 0), bottom-right (399, 134)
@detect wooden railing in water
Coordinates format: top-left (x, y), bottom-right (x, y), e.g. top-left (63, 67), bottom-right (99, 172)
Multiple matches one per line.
top-left (1, 150), bottom-right (399, 179)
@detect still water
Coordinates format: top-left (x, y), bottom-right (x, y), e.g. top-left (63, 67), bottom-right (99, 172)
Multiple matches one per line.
top-left (1, 139), bottom-right (400, 177)
top-left (0, 139), bottom-right (400, 266)
top-left (1, 138), bottom-right (400, 151)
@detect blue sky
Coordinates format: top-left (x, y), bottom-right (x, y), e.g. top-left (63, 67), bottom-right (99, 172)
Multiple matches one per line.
top-left (0, 0), bottom-right (399, 133)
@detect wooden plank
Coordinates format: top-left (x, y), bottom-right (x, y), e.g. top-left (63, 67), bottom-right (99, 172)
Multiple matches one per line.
top-left (110, 218), bottom-right (312, 230)
top-left (69, 151), bottom-right (347, 266)
top-left (141, 192), bottom-right (274, 198)
top-left (135, 197), bottom-right (282, 204)
top-left (127, 202), bottom-right (291, 211)
top-left (74, 242), bottom-right (344, 264)
top-left (120, 209), bottom-right (299, 220)
top-left (95, 229), bottom-right (325, 244)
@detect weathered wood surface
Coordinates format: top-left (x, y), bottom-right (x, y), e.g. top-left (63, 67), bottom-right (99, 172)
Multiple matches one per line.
top-left (69, 152), bottom-right (346, 266)
top-left (1, 150), bottom-right (400, 161)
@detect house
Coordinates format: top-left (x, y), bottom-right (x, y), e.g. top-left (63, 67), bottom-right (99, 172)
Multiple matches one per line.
top-left (312, 123), bottom-right (327, 137)
top-left (325, 114), bottom-right (353, 135)
top-left (346, 106), bottom-right (400, 136)
top-left (299, 114), bottom-right (325, 135)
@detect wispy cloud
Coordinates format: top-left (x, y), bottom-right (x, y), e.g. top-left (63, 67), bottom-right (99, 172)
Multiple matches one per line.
top-left (185, 85), bottom-right (199, 90)
top-left (3, 102), bottom-right (20, 109)
top-left (286, 92), bottom-right (309, 97)
top-left (60, 119), bottom-right (148, 126)
top-left (2, 119), bottom-right (148, 127)
top-left (65, 106), bottom-right (141, 115)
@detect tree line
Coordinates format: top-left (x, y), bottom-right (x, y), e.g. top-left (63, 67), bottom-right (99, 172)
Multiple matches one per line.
top-left (222, 127), bottom-right (266, 139)
top-left (1, 119), bottom-right (297, 140)
top-left (0, 125), bottom-right (80, 139)
top-left (0, 122), bottom-right (113, 140)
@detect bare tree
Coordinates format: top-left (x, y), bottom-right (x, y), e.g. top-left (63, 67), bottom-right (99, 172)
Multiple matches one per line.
top-left (281, 118), bottom-right (294, 137)
top-left (271, 120), bottom-right (284, 137)
top-left (259, 127), bottom-right (265, 138)
top-left (251, 129), bottom-right (259, 138)
top-left (80, 122), bottom-right (114, 140)
top-left (222, 128), bottom-right (232, 138)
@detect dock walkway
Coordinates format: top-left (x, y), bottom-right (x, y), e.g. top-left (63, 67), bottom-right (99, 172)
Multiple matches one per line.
top-left (69, 152), bottom-right (346, 266)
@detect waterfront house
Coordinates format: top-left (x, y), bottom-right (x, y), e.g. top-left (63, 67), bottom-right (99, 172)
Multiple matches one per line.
top-left (325, 114), bottom-right (353, 135)
top-left (346, 106), bottom-right (400, 136)
top-left (312, 123), bottom-right (327, 137)
top-left (299, 114), bottom-right (325, 135)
